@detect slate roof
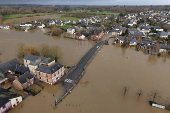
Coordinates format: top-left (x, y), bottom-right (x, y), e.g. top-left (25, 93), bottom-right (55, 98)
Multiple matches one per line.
top-left (0, 59), bottom-right (20, 73)
top-left (130, 39), bottom-right (138, 43)
top-left (15, 65), bottom-right (30, 74)
top-left (17, 72), bottom-right (34, 84)
top-left (139, 40), bottom-right (151, 44)
top-left (8, 64), bottom-right (29, 74)
top-left (40, 58), bottom-right (55, 65)
top-left (23, 55), bottom-right (39, 61)
top-left (36, 62), bottom-right (63, 74)
top-left (29, 57), bottom-right (46, 66)
top-left (134, 32), bottom-right (145, 37)
top-left (157, 31), bottom-right (169, 36)
top-left (0, 87), bottom-right (22, 100)
top-left (0, 72), bottom-right (5, 78)
top-left (118, 36), bottom-right (125, 40)
top-left (160, 44), bottom-right (170, 49)
top-left (0, 97), bottom-right (10, 108)
top-left (119, 27), bottom-right (127, 30)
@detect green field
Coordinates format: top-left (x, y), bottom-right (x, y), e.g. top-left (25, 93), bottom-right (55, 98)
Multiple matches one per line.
top-left (3, 13), bottom-right (54, 22)
top-left (65, 10), bottom-right (120, 15)
top-left (60, 25), bottom-right (70, 29)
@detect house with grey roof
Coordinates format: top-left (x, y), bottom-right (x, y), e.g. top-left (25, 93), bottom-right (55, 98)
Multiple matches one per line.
top-left (64, 20), bottom-right (71, 25)
top-left (0, 97), bottom-right (12, 113)
top-left (129, 39), bottom-right (138, 46)
top-left (0, 59), bottom-right (20, 74)
top-left (23, 54), bottom-right (39, 67)
top-left (159, 44), bottom-right (170, 53)
top-left (0, 72), bottom-right (9, 87)
top-left (56, 20), bottom-right (63, 26)
top-left (109, 29), bottom-right (122, 36)
top-left (128, 28), bottom-right (138, 35)
top-left (67, 26), bottom-right (75, 34)
top-left (7, 64), bottom-right (29, 76)
top-left (36, 62), bottom-right (64, 85)
top-left (0, 87), bottom-right (22, 108)
top-left (13, 72), bottom-right (34, 91)
top-left (157, 31), bottom-right (169, 38)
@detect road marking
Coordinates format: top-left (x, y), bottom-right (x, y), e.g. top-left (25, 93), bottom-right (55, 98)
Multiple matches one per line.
top-left (96, 46), bottom-right (99, 48)
top-left (64, 79), bottom-right (73, 83)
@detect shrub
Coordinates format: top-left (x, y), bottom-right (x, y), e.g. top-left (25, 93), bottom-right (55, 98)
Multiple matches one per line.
top-left (157, 53), bottom-right (161, 56)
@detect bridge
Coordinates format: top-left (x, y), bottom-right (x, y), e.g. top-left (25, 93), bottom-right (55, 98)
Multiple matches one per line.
top-left (55, 41), bottom-right (104, 105)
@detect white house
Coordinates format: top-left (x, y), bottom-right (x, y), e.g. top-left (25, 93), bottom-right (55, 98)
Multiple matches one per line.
top-left (157, 31), bottom-right (169, 38)
top-left (20, 22), bottom-right (32, 27)
top-left (79, 35), bottom-right (85, 40)
top-left (48, 20), bottom-right (55, 25)
top-left (129, 39), bottom-right (138, 46)
top-left (159, 44), bottom-right (170, 53)
top-left (67, 27), bottom-right (75, 34)
top-left (0, 87), bottom-right (22, 108)
top-left (37, 23), bottom-right (45, 29)
top-left (155, 27), bottom-right (164, 32)
top-left (0, 25), bottom-right (10, 29)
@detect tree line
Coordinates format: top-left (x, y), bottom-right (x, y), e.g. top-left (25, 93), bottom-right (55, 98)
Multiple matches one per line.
top-left (1, 5), bottom-right (170, 16)
top-left (17, 43), bottom-right (62, 62)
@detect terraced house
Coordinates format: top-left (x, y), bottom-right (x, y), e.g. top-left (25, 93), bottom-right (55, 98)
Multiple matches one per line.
top-left (36, 62), bottom-right (64, 85)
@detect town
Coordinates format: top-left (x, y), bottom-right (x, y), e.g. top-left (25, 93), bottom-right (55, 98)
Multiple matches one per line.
top-left (1, 5), bottom-right (170, 113)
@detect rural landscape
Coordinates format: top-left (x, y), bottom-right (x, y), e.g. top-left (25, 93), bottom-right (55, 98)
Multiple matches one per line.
top-left (1, 2), bottom-right (170, 113)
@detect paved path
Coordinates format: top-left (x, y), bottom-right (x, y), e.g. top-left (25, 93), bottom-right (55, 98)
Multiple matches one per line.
top-left (63, 41), bottom-right (104, 89)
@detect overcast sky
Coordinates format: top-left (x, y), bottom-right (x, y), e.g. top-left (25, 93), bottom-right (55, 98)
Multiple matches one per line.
top-left (0, 0), bottom-right (170, 5)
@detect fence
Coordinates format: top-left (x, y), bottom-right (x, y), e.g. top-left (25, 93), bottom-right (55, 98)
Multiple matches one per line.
top-left (22, 92), bottom-right (30, 100)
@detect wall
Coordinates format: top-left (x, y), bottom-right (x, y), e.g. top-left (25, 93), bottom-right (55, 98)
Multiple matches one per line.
top-left (28, 65), bottom-right (38, 75)
top-left (36, 66), bottom-right (64, 84)
top-left (24, 59), bottom-right (30, 67)
top-left (0, 101), bottom-right (12, 113)
top-left (13, 80), bottom-right (23, 91)
top-left (10, 96), bottom-right (22, 108)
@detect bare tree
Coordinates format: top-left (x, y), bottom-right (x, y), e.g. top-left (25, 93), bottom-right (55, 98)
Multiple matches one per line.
top-left (123, 86), bottom-right (129, 95)
top-left (137, 89), bottom-right (144, 99)
top-left (148, 89), bottom-right (161, 102)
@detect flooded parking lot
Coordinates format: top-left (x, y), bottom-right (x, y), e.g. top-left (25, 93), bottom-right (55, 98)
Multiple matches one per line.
top-left (1, 29), bottom-right (170, 113)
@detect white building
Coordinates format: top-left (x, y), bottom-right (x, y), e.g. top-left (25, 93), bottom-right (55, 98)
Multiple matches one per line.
top-left (67, 27), bottom-right (75, 34)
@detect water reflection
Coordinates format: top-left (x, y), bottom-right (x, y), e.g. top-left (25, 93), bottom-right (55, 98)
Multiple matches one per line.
top-left (147, 55), bottom-right (158, 65)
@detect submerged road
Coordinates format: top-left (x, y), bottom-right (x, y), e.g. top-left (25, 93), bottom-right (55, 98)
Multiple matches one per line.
top-left (63, 41), bottom-right (104, 89)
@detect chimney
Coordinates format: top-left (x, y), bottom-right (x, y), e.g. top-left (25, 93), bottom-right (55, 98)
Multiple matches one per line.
top-left (15, 76), bottom-right (18, 80)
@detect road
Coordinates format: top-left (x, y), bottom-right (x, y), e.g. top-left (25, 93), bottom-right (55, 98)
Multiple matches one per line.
top-left (63, 41), bottom-right (104, 89)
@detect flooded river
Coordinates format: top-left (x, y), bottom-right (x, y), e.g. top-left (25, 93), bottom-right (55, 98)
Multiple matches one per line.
top-left (1, 29), bottom-right (170, 113)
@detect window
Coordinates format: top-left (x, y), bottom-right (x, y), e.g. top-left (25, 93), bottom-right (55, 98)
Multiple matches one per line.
top-left (16, 99), bottom-right (18, 101)
top-left (3, 105), bottom-right (6, 109)
top-left (40, 77), bottom-right (41, 79)
top-left (39, 72), bottom-right (40, 75)
top-left (46, 74), bottom-right (48, 78)
top-left (58, 71), bottom-right (59, 74)
top-left (47, 79), bottom-right (48, 82)
top-left (26, 60), bottom-right (27, 63)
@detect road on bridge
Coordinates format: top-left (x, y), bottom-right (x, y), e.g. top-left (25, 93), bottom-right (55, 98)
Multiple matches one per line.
top-left (63, 41), bottom-right (104, 90)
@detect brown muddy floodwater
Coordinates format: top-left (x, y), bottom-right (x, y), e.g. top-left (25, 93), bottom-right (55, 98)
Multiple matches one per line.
top-left (0, 29), bottom-right (95, 66)
top-left (1, 30), bottom-right (170, 113)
